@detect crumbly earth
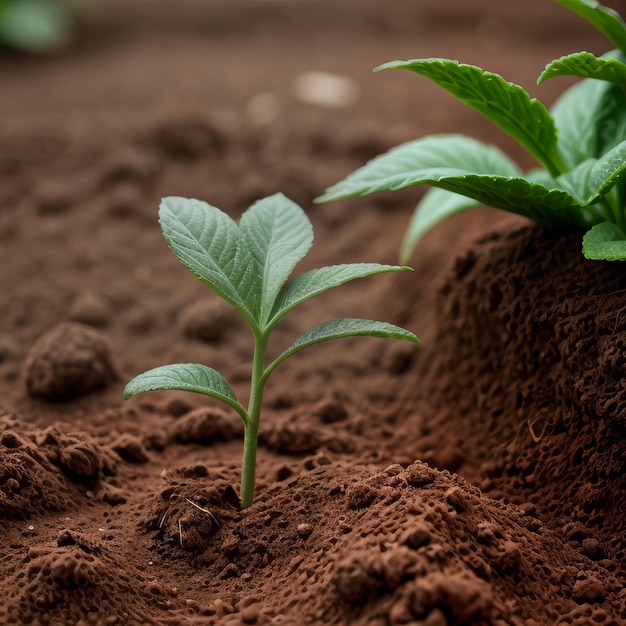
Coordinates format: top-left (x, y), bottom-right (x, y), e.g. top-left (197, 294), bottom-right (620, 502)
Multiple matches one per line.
top-left (1, 1), bottom-right (624, 625)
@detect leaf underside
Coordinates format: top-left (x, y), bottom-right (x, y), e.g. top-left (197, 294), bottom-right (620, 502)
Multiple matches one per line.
top-left (400, 188), bottom-right (481, 262)
top-left (318, 135), bottom-right (521, 201)
top-left (317, 134), bottom-right (582, 227)
top-left (583, 221), bottom-right (626, 260)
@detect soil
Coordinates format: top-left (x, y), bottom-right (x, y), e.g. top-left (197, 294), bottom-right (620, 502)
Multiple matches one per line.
top-left (1, 1), bottom-right (624, 625)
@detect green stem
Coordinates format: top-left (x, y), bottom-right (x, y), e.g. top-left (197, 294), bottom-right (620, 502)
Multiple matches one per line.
top-left (598, 186), bottom-right (626, 232)
top-left (544, 149), bottom-right (567, 180)
top-left (240, 333), bottom-right (268, 509)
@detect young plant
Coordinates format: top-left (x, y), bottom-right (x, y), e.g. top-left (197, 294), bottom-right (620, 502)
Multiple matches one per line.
top-left (124, 193), bottom-right (419, 508)
top-left (316, 0), bottom-right (626, 262)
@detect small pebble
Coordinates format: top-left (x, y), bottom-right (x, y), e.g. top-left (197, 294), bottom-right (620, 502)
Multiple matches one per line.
top-left (293, 71), bottom-right (359, 108)
top-left (572, 575), bottom-right (606, 603)
top-left (297, 523), bottom-right (313, 539)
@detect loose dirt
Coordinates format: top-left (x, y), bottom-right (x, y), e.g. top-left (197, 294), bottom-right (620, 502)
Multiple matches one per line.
top-left (1, 1), bottom-right (624, 624)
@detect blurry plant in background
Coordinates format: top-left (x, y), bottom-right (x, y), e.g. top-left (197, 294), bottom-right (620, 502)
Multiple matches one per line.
top-left (0, 0), bottom-right (85, 52)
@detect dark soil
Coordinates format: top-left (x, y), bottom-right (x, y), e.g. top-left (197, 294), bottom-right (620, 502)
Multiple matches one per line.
top-left (1, 1), bottom-right (624, 624)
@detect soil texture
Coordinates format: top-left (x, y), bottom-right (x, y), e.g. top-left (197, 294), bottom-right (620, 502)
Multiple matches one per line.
top-left (1, 1), bottom-right (624, 625)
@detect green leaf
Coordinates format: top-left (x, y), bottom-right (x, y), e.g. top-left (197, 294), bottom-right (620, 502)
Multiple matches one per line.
top-left (400, 188), bottom-right (480, 263)
top-left (525, 168), bottom-right (555, 187)
top-left (432, 176), bottom-right (586, 226)
top-left (582, 221), bottom-right (626, 259)
top-left (160, 197), bottom-right (256, 328)
top-left (375, 58), bottom-right (565, 175)
top-left (555, 0), bottom-right (626, 55)
top-left (316, 135), bottom-right (581, 226)
top-left (317, 135), bottom-right (521, 202)
top-left (584, 139), bottom-right (626, 204)
top-left (538, 51), bottom-right (626, 92)
top-left (556, 140), bottom-right (626, 213)
top-left (264, 319), bottom-right (420, 381)
top-left (124, 363), bottom-right (249, 425)
top-left (0, 0), bottom-right (71, 52)
top-left (160, 193), bottom-right (313, 333)
top-left (268, 263), bottom-right (410, 328)
top-left (550, 67), bottom-right (626, 167)
top-left (554, 159), bottom-right (597, 203)
top-left (240, 194), bottom-right (313, 327)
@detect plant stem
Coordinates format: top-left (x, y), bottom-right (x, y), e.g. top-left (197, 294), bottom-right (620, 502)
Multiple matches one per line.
top-left (608, 186), bottom-right (626, 232)
top-left (240, 333), bottom-right (268, 509)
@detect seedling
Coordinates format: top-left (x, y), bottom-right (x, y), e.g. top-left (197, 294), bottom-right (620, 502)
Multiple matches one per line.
top-left (317, 0), bottom-right (626, 262)
top-left (124, 193), bottom-right (419, 508)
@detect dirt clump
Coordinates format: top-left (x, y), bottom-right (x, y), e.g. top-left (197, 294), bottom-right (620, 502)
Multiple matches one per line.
top-left (23, 323), bottom-right (118, 401)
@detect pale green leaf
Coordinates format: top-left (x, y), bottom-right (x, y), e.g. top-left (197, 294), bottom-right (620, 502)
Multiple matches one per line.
top-left (400, 188), bottom-right (480, 263)
top-left (584, 139), bottom-right (626, 204)
top-left (375, 58), bottom-right (564, 175)
top-left (538, 51), bottom-right (626, 92)
top-left (582, 222), bottom-right (626, 259)
top-left (159, 197), bottom-right (256, 328)
top-left (124, 363), bottom-right (249, 425)
top-left (240, 194), bottom-right (313, 328)
top-left (550, 66), bottom-right (626, 167)
top-left (555, 0), bottom-right (626, 55)
top-left (555, 140), bottom-right (626, 219)
top-left (264, 319), bottom-right (419, 381)
top-left (315, 135), bottom-right (580, 226)
top-left (317, 135), bottom-right (521, 202)
top-left (554, 159), bottom-right (597, 203)
top-left (269, 263), bottom-right (410, 329)
top-left (525, 168), bottom-right (555, 187)
top-left (0, 0), bottom-right (71, 52)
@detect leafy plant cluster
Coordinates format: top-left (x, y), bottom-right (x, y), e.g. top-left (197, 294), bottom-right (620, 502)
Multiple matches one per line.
top-left (317, 0), bottom-right (626, 262)
top-left (124, 194), bottom-right (419, 508)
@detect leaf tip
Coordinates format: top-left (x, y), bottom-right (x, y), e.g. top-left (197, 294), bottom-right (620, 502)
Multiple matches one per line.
top-left (374, 60), bottom-right (406, 73)
top-left (314, 190), bottom-right (337, 204)
top-left (122, 383), bottom-right (135, 401)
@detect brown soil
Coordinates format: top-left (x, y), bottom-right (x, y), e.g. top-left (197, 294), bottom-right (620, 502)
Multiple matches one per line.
top-left (1, 1), bottom-right (624, 625)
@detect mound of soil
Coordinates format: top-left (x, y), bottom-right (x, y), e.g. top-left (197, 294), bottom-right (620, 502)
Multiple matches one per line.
top-left (402, 227), bottom-right (626, 567)
top-left (1, 1), bottom-right (625, 625)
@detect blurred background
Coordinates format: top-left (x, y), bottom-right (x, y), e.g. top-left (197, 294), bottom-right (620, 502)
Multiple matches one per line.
top-left (0, 0), bottom-right (615, 156)
top-left (0, 0), bottom-right (620, 407)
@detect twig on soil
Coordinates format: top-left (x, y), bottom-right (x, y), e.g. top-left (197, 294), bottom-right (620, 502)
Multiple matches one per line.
top-left (528, 416), bottom-right (549, 443)
top-left (185, 497), bottom-right (220, 528)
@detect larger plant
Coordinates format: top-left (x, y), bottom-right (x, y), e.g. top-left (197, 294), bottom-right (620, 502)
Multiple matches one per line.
top-left (317, 0), bottom-right (626, 262)
top-left (124, 194), bottom-right (418, 508)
